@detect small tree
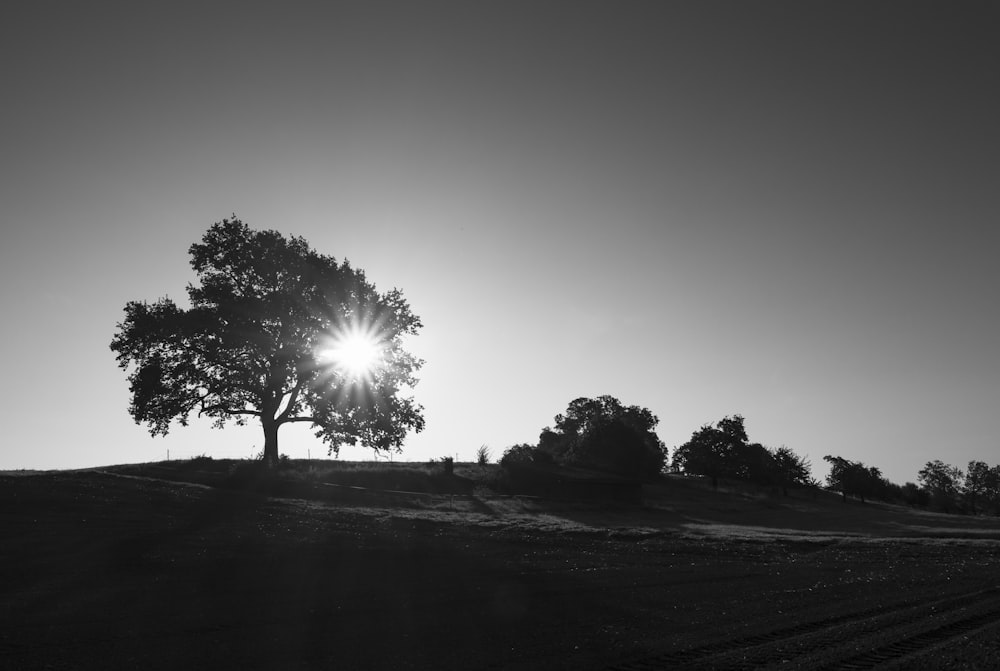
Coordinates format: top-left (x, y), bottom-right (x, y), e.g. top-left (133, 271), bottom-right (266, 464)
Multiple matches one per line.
top-left (769, 447), bottom-right (812, 496)
top-left (110, 218), bottom-right (425, 468)
top-left (475, 444), bottom-right (492, 465)
top-left (963, 460), bottom-right (990, 514)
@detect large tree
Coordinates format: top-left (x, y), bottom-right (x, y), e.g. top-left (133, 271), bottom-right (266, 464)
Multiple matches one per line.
top-left (110, 218), bottom-right (425, 467)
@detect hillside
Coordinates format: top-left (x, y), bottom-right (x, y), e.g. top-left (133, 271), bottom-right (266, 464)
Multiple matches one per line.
top-left (58, 459), bottom-right (1000, 541)
top-left (4, 465), bottom-right (1000, 670)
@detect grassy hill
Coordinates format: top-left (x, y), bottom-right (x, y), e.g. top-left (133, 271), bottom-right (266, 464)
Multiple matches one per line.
top-left (5, 463), bottom-right (1000, 669)
top-left (77, 458), bottom-right (1000, 542)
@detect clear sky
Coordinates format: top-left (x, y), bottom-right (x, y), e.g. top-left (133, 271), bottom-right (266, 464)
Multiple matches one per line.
top-left (2, 1), bottom-right (997, 485)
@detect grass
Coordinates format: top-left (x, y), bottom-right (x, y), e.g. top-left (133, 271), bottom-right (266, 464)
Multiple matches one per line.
top-left (7, 462), bottom-right (1000, 670)
top-left (93, 457), bottom-right (1000, 544)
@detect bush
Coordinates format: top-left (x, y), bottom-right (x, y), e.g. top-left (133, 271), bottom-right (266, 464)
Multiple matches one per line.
top-left (500, 444), bottom-right (537, 468)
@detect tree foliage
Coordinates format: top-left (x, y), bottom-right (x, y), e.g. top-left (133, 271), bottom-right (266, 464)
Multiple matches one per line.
top-left (536, 396), bottom-right (666, 479)
top-left (963, 460), bottom-right (990, 514)
top-left (110, 218), bottom-right (425, 467)
top-left (671, 416), bottom-right (743, 488)
top-left (500, 396), bottom-right (665, 479)
top-left (499, 443), bottom-right (548, 468)
top-left (671, 415), bottom-right (812, 492)
top-left (770, 446), bottom-right (813, 496)
top-left (823, 455), bottom-right (886, 503)
top-left (917, 460), bottom-right (964, 512)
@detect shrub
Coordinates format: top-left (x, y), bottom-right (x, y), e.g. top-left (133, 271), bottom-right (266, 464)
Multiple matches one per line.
top-left (500, 443), bottom-right (538, 468)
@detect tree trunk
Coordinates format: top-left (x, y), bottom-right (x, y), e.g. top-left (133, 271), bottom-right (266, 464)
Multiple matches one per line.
top-left (262, 418), bottom-right (280, 469)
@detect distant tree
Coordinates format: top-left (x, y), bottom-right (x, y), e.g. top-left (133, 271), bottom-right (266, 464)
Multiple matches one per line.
top-left (110, 218), bottom-right (425, 468)
top-left (918, 460), bottom-right (964, 513)
top-left (733, 441), bottom-right (774, 484)
top-left (964, 460), bottom-right (991, 514)
top-left (769, 447), bottom-right (813, 496)
top-left (475, 444), bottom-right (492, 465)
top-left (499, 443), bottom-right (543, 468)
top-left (823, 455), bottom-right (882, 503)
top-left (986, 465), bottom-right (1000, 515)
top-left (537, 396), bottom-right (666, 479)
top-left (673, 414), bottom-right (750, 488)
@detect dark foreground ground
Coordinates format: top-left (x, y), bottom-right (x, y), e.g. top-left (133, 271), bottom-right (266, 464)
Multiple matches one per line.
top-left (3, 470), bottom-right (1000, 670)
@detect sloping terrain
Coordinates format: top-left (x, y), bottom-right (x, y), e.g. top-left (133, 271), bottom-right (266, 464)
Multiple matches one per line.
top-left (3, 467), bottom-right (1000, 669)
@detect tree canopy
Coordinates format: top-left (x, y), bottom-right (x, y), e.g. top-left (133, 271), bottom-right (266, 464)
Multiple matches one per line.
top-left (110, 218), bottom-right (425, 467)
top-left (672, 415), bottom-right (812, 493)
top-left (501, 396), bottom-right (666, 479)
top-left (917, 460), bottom-right (964, 512)
top-left (823, 455), bottom-right (885, 503)
top-left (543, 396), bottom-right (667, 479)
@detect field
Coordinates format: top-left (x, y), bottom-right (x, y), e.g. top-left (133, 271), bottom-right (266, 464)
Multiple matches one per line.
top-left (3, 461), bottom-right (1000, 670)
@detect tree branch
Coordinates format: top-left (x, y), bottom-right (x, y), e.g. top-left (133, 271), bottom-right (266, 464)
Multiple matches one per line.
top-left (199, 403), bottom-right (261, 418)
top-left (277, 379), bottom-right (305, 423)
top-left (281, 416), bottom-right (322, 425)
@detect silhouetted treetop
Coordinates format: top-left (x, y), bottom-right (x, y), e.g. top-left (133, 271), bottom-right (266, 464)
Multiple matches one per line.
top-left (672, 414), bottom-right (750, 489)
top-left (502, 396), bottom-right (665, 479)
top-left (917, 460), bottom-right (964, 512)
top-left (110, 217), bottom-right (425, 467)
top-left (673, 415), bottom-right (812, 493)
top-left (823, 455), bottom-right (886, 503)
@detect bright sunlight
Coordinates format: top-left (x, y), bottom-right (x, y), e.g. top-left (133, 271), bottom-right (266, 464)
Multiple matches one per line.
top-left (318, 325), bottom-right (384, 378)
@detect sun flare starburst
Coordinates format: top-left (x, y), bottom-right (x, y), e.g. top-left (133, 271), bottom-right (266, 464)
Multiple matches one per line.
top-left (317, 324), bottom-right (385, 378)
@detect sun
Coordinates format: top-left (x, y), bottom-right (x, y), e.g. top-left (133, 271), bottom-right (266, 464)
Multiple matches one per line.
top-left (318, 326), bottom-right (384, 377)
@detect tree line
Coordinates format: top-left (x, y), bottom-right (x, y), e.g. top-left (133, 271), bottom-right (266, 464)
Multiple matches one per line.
top-left (501, 404), bottom-right (1000, 516)
top-left (672, 417), bottom-right (1000, 514)
top-left (807, 455), bottom-right (1000, 515)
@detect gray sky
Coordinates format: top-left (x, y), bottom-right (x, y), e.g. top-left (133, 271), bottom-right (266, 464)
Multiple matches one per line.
top-left (2, 1), bottom-right (997, 484)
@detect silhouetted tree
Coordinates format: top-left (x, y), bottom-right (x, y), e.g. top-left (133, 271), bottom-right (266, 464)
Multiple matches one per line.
top-left (571, 418), bottom-right (655, 478)
top-left (110, 217), bottom-right (425, 468)
top-left (500, 444), bottom-right (530, 465)
top-left (536, 396), bottom-right (666, 479)
top-left (823, 455), bottom-right (882, 503)
top-left (769, 446), bottom-right (812, 496)
top-left (986, 465), bottom-right (1000, 515)
top-left (963, 460), bottom-right (990, 514)
top-left (673, 415), bottom-right (750, 488)
top-left (918, 460), bottom-right (964, 513)
top-left (732, 441), bottom-right (774, 483)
